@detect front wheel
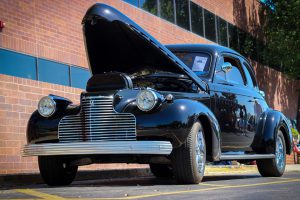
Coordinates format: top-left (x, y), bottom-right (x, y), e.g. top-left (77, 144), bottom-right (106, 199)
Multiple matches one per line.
top-left (38, 156), bottom-right (78, 186)
top-left (257, 130), bottom-right (286, 177)
top-left (171, 120), bottom-right (206, 184)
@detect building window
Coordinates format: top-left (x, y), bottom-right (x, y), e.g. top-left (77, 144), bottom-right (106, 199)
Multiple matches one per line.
top-left (124, 0), bottom-right (139, 7)
top-left (204, 9), bottom-right (216, 42)
top-left (70, 66), bottom-right (91, 89)
top-left (190, 2), bottom-right (204, 36)
top-left (216, 17), bottom-right (228, 47)
top-left (175, 0), bottom-right (190, 30)
top-left (0, 49), bottom-right (37, 80)
top-left (228, 23), bottom-right (239, 51)
top-left (38, 59), bottom-right (70, 86)
top-left (159, 0), bottom-right (175, 23)
top-left (140, 0), bottom-right (158, 16)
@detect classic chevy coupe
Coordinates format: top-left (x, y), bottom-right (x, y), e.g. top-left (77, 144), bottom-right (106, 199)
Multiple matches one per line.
top-left (23, 4), bottom-right (292, 186)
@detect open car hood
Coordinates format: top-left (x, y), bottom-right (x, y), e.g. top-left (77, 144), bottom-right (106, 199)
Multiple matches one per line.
top-left (82, 3), bottom-right (207, 91)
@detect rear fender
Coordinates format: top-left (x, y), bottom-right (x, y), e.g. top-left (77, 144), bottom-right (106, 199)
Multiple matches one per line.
top-left (252, 109), bottom-right (292, 154)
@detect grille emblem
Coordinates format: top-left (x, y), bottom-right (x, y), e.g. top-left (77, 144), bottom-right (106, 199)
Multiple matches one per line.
top-left (90, 100), bottom-right (94, 106)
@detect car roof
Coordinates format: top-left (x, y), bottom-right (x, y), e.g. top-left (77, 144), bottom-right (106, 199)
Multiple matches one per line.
top-left (166, 44), bottom-right (243, 58)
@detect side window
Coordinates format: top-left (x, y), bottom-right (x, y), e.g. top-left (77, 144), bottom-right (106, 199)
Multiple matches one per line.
top-left (242, 62), bottom-right (255, 88)
top-left (215, 56), bottom-right (226, 80)
top-left (215, 56), bottom-right (245, 85)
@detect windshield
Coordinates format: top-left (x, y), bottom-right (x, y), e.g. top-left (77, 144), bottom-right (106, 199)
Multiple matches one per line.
top-left (173, 52), bottom-right (211, 76)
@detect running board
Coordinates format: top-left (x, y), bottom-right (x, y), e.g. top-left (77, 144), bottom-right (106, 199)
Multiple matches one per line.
top-left (220, 154), bottom-right (275, 160)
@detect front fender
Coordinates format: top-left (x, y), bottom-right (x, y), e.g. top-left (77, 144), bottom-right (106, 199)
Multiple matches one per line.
top-left (252, 109), bottom-right (292, 155)
top-left (26, 96), bottom-right (79, 144)
top-left (127, 99), bottom-right (221, 160)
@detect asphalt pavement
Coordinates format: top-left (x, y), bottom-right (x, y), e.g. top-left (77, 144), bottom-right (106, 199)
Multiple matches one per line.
top-left (1, 166), bottom-right (300, 200)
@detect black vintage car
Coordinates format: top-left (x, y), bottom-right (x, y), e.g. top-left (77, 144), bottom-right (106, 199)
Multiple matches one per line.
top-left (23, 4), bottom-right (293, 186)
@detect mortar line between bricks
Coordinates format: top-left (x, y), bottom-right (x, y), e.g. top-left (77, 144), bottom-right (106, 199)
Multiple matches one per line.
top-left (14, 189), bottom-right (66, 200)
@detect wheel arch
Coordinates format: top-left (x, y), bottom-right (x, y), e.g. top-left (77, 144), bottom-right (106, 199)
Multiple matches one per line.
top-left (252, 109), bottom-right (292, 155)
top-left (197, 112), bottom-right (221, 162)
top-left (279, 119), bottom-right (292, 155)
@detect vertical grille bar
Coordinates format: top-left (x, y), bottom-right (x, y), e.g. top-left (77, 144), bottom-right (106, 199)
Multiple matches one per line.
top-left (58, 95), bottom-right (136, 143)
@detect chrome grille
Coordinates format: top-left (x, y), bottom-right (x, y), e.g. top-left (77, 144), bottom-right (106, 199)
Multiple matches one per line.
top-left (58, 95), bottom-right (136, 143)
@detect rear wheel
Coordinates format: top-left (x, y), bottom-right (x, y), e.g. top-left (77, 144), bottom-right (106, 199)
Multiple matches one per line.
top-left (38, 156), bottom-right (78, 186)
top-left (149, 164), bottom-right (173, 178)
top-left (171, 120), bottom-right (206, 184)
top-left (257, 130), bottom-right (286, 177)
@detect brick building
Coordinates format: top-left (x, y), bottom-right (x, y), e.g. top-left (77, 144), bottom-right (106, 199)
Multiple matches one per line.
top-left (0, 0), bottom-right (299, 175)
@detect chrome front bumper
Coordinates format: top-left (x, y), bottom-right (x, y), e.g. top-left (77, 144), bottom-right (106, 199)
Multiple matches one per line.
top-left (23, 141), bottom-right (173, 156)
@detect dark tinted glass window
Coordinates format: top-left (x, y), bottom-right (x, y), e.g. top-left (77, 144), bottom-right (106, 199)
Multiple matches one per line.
top-left (190, 2), bottom-right (204, 36)
top-left (174, 52), bottom-right (211, 76)
top-left (70, 66), bottom-right (90, 89)
top-left (0, 49), bottom-right (36, 80)
top-left (217, 17), bottom-right (228, 46)
top-left (204, 9), bottom-right (216, 42)
top-left (159, 0), bottom-right (175, 22)
top-left (124, 0), bottom-right (139, 7)
top-left (140, 0), bottom-right (158, 15)
top-left (256, 39), bottom-right (265, 62)
top-left (175, 0), bottom-right (190, 30)
top-left (228, 23), bottom-right (239, 51)
top-left (240, 33), bottom-right (257, 60)
top-left (238, 29), bottom-right (247, 55)
top-left (38, 59), bottom-right (69, 86)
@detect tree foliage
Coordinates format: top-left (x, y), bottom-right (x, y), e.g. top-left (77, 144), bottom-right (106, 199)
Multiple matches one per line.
top-left (261, 0), bottom-right (300, 79)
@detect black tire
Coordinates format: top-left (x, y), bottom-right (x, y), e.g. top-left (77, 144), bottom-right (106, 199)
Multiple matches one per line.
top-left (257, 130), bottom-right (286, 177)
top-left (149, 164), bottom-right (173, 178)
top-left (38, 156), bottom-right (78, 186)
top-left (171, 120), bottom-right (206, 184)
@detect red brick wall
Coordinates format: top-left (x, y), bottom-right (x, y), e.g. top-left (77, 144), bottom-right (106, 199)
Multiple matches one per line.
top-left (0, 0), bottom-right (299, 174)
top-left (0, 74), bottom-right (146, 174)
top-left (0, 72), bottom-right (298, 174)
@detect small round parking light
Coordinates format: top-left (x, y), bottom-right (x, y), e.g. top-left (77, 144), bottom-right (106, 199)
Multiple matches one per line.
top-left (38, 96), bottom-right (56, 117)
top-left (136, 90), bottom-right (158, 112)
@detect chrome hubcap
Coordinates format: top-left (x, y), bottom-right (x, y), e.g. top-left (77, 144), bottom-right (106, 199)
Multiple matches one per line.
top-left (195, 130), bottom-right (205, 174)
top-left (275, 136), bottom-right (284, 170)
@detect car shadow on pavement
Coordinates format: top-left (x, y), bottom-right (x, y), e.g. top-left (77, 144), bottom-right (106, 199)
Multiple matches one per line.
top-left (0, 174), bottom-right (261, 190)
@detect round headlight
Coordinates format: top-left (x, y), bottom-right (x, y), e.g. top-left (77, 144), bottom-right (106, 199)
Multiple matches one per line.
top-left (38, 96), bottom-right (56, 117)
top-left (136, 90), bottom-right (158, 112)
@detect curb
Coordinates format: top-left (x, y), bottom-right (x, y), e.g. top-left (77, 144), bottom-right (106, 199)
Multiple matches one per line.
top-left (0, 168), bottom-right (151, 187)
top-left (1, 165), bottom-right (299, 187)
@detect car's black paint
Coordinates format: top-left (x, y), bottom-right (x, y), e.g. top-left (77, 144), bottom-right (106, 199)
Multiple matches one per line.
top-left (26, 3), bottom-right (292, 162)
top-left (253, 109), bottom-right (292, 154)
top-left (27, 95), bottom-right (78, 144)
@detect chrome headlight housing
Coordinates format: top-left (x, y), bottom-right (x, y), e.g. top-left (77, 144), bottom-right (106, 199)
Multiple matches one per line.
top-left (136, 90), bottom-right (158, 112)
top-left (38, 96), bottom-right (56, 117)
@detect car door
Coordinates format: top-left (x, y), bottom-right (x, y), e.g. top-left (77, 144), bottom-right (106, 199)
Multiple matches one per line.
top-left (210, 54), bottom-right (257, 152)
top-left (241, 60), bottom-right (269, 151)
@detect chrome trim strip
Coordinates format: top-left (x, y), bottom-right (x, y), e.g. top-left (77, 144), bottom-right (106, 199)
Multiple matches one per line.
top-left (220, 154), bottom-right (275, 160)
top-left (23, 141), bottom-right (173, 156)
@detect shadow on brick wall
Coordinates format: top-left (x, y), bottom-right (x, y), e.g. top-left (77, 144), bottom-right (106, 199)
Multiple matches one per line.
top-left (252, 61), bottom-right (299, 119)
top-left (232, 0), bottom-right (300, 119)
